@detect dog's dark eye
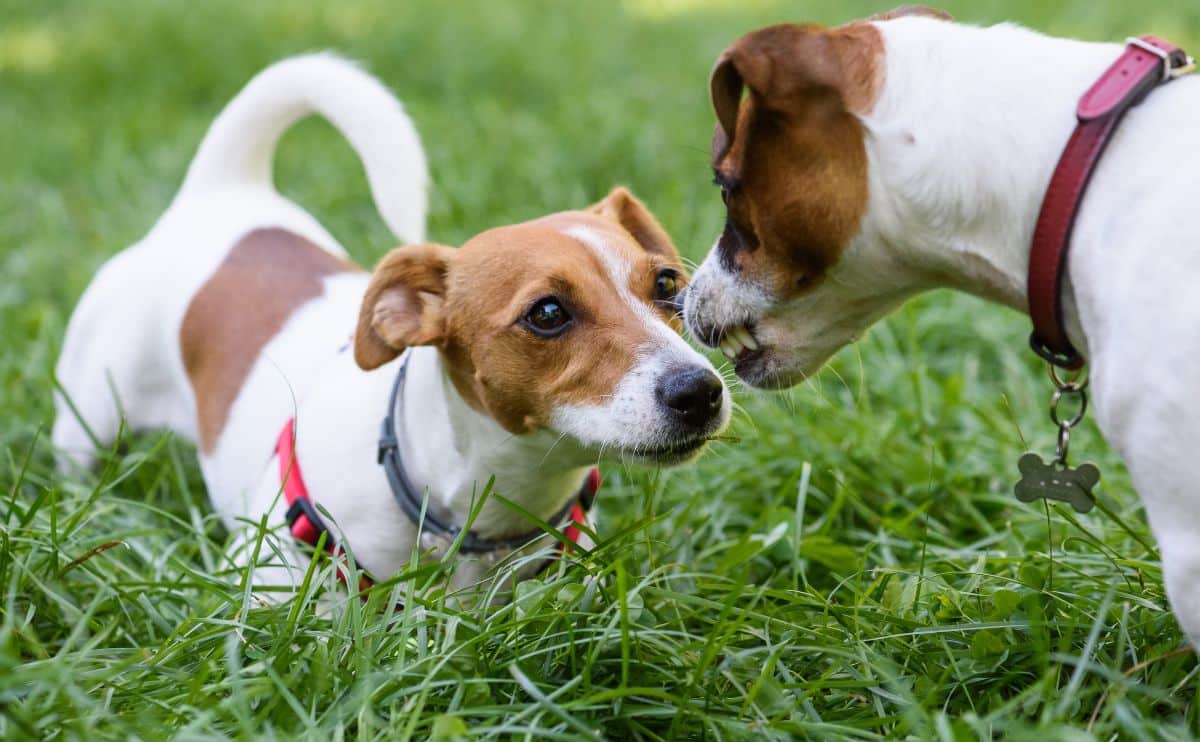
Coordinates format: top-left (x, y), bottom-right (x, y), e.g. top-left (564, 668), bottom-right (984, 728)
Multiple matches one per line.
top-left (523, 297), bottom-right (572, 337)
top-left (654, 269), bottom-right (681, 303)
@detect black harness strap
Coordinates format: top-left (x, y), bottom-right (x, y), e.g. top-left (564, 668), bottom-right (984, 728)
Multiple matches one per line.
top-left (376, 353), bottom-right (588, 553)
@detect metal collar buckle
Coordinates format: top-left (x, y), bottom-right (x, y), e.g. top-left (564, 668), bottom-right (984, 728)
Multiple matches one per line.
top-left (1126, 37), bottom-right (1195, 81)
top-left (1174, 56), bottom-right (1198, 80)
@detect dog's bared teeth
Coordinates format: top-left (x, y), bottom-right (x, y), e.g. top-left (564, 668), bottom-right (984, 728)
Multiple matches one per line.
top-left (722, 333), bottom-right (744, 359)
top-left (734, 325), bottom-right (758, 351)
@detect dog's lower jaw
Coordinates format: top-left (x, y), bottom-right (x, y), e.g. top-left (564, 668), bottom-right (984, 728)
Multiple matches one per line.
top-left (731, 351), bottom-right (792, 390)
top-left (723, 345), bottom-right (833, 391)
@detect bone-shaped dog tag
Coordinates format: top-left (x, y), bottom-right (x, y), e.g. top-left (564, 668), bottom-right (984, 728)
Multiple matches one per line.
top-left (1014, 452), bottom-right (1098, 513)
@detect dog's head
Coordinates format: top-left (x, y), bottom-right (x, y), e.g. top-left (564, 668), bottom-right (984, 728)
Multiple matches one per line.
top-left (355, 188), bottom-right (730, 464)
top-left (684, 7), bottom-right (952, 388)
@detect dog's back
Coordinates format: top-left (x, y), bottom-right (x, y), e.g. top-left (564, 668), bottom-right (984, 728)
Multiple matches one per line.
top-left (53, 55), bottom-right (427, 471)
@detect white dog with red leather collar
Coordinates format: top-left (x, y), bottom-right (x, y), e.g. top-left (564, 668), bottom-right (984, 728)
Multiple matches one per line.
top-left (684, 9), bottom-right (1200, 642)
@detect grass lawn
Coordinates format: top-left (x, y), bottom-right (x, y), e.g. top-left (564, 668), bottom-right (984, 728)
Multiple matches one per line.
top-left (4, 0), bottom-right (1200, 738)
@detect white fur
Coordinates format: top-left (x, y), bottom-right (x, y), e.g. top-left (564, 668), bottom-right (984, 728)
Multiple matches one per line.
top-left (685, 19), bottom-right (1200, 642)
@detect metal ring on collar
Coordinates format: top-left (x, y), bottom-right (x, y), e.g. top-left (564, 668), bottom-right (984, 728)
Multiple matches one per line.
top-left (1050, 387), bottom-right (1088, 429)
top-left (1047, 361), bottom-right (1088, 393)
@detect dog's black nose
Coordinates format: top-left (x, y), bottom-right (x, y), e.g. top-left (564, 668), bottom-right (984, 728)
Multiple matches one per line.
top-left (657, 366), bottom-right (724, 429)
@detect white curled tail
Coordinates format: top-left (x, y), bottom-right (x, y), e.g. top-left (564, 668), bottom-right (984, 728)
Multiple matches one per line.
top-left (180, 52), bottom-right (427, 244)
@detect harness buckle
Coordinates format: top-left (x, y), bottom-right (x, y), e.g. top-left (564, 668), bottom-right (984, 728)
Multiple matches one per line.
top-left (377, 422), bottom-right (398, 465)
top-left (286, 497), bottom-right (332, 549)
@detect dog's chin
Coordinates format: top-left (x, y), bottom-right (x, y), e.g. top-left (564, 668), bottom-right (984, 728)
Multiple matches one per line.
top-left (731, 347), bottom-right (776, 388)
top-left (732, 345), bottom-right (833, 390)
top-left (607, 436), bottom-right (712, 466)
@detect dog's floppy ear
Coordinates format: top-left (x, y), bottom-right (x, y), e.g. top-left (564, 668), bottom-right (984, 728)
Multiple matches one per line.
top-left (710, 23), bottom-right (882, 162)
top-left (869, 6), bottom-right (953, 22)
top-left (710, 51), bottom-right (745, 163)
top-left (589, 187), bottom-right (681, 261)
top-left (354, 243), bottom-right (456, 370)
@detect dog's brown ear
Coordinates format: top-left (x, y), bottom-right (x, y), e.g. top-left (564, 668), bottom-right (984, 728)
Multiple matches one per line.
top-left (710, 52), bottom-right (745, 163)
top-left (354, 244), bottom-right (456, 370)
top-left (710, 23), bottom-right (882, 162)
top-left (869, 6), bottom-right (953, 22)
top-left (589, 187), bottom-right (681, 261)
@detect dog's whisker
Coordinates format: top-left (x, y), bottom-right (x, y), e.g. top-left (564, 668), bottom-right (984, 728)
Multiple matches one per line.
top-left (538, 431), bottom-right (572, 468)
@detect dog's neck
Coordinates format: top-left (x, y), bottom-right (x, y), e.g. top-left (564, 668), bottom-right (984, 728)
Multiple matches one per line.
top-left (863, 20), bottom-right (1124, 318)
top-left (392, 346), bottom-right (591, 538)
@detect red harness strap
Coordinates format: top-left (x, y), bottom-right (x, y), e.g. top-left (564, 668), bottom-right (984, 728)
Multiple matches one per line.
top-left (1028, 36), bottom-right (1193, 369)
top-left (563, 468), bottom-right (601, 547)
top-left (275, 418), bottom-right (597, 591)
top-left (277, 419), bottom-right (371, 591)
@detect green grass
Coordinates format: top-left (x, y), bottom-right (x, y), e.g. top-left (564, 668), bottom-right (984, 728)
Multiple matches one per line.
top-left (4, 0), bottom-right (1200, 738)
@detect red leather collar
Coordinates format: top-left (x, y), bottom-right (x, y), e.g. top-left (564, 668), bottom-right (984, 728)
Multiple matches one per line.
top-left (1028, 36), bottom-right (1193, 369)
top-left (275, 418), bottom-right (597, 591)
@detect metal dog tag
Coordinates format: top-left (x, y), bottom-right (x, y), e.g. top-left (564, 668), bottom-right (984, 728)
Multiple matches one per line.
top-left (1014, 452), bottom-right (1098, 513)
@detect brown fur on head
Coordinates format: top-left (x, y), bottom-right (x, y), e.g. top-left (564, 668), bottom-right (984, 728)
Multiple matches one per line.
top-left (685, 8), bottom-right (952, 389)
top-left (707, 8), bottom-right (951, 298)
top-left (354, 188), bottom-right (690, 435)
top-left (708, 21), bottom-right (884, 298)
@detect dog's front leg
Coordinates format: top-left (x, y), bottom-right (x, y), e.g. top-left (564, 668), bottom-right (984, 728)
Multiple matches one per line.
top-left (1094, 373), bottom-right (1200, 647)
top-left (224, 526), bottom-right (306, 605)
top-left (216, 464), bottom-right (314, 605)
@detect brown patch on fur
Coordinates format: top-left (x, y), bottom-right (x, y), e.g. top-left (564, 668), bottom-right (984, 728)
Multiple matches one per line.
top-left (180, 228), bottom-right (355, 452)
top-left (534, 209), bottom-right (687, 330)
top-left (354, 201), bottom-right (687, 436)
top-left (447, 222), bottom-right (657, 433)
top-left (709, 21), bottom-right (883, 298)
top-left (870, 5), bottom-right (952, 22)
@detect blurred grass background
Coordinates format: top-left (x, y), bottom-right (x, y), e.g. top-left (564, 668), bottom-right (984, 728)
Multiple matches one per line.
top-left (2, 0), bottom-right (1199, 738)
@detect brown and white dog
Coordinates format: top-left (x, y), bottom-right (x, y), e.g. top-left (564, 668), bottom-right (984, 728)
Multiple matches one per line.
top-left (53, 54), bottom-right (729, 591)
top-left (683, 8), bottom-right (1200, 641)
